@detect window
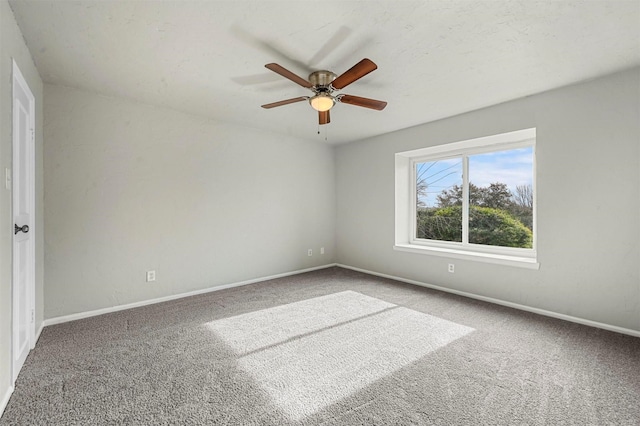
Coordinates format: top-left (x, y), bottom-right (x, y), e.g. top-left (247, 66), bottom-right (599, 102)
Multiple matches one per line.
top-left (395, 128), bottom-right (537, 268)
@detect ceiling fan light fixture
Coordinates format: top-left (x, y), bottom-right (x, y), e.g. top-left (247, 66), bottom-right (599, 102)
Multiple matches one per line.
top-left (309, 94), bottom-right (334, 112)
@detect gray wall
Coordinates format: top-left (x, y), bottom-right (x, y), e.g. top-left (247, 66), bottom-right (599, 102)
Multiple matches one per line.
top-left (0, 0), bottom-right (44, 407)
top-left (336, 68), bottom-right (640, 332)
top-left (44, 84), bottom-right (335, 318)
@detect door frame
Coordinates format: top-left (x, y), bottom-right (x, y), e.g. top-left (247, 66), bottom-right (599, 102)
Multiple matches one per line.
top-left (11, 59), bottom-right (36, 383)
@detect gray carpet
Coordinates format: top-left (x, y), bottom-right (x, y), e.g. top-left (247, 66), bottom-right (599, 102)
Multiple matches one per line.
top-left (1, 267), bottom-right (639, 425)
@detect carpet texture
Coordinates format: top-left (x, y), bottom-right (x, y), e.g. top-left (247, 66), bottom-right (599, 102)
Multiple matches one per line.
top-left (209, 291), bottom-right (474, 420)
top-left (1, 267), bottom-right (639, 425)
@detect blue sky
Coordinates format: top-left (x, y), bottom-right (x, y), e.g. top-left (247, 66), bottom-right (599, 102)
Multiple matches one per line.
top-left (416, 147), bottom-right (533, 207)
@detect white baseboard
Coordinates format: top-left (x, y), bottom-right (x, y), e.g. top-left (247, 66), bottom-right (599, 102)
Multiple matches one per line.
top-left (40, 262), bottom-right (639, 337)
top-left (44, 263), bottom-right (337, 327)
top-left (337, 264), bottom-right (640, 338)
top-left (0, 384), bottom-right (14, 419)
top-left (35, 321), bottom-right (44, 343)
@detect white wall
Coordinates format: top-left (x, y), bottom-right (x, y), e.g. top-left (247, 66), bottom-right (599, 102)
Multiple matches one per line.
top-left (0, 0), bottom-right (44, 412)
top-left (336, 68), bottom-right (640, 332)
top-left (44, 84), bottom-right (335, 318)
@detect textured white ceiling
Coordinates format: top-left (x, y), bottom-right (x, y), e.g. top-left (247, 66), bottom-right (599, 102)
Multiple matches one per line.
top-left (9, 0), bottom-right (640, 144)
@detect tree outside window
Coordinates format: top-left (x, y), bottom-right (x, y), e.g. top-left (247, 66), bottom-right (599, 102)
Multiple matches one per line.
top-left (415, 147), bottom-right (534, 249)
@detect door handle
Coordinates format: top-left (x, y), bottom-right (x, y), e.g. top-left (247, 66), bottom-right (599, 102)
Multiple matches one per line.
top-left (14, 224), bottom-right (29, 235)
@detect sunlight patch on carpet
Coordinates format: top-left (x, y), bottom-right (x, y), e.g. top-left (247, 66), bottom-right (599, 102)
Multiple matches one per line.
top-left (207, 290), bottom-right (394, 354)
top-left (207, 291), bottom-right (474, 421)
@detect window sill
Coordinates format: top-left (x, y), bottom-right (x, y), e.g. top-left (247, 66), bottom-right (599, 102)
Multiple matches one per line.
top-left (393, 243), bottom-right (539, 270)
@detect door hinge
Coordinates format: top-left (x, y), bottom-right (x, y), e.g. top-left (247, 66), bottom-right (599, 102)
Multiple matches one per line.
top-left (31, 309), bottom-right (34, 323)
top-left (31, 128), bottom-right (35, 142)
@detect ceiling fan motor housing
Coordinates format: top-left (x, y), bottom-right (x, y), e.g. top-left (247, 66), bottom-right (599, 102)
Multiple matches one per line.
top-left (309, 70), bottom-right (337, 90)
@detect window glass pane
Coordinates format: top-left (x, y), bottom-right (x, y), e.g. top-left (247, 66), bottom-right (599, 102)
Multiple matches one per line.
top-left (468, 147), bottom-right (534, 248)
top-left (415, 158), bottom-right (463, 242)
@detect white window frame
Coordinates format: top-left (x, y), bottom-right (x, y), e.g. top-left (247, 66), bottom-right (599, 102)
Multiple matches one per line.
top-left (394, 128), bottom-right (539, 269)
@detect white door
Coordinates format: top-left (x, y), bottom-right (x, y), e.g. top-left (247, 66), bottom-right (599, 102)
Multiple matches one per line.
top-left (12, 60), bottom-right (35, 383)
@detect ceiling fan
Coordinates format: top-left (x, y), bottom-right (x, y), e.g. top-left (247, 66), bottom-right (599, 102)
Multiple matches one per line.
top-left (261, 58), bottom-right (387, 125)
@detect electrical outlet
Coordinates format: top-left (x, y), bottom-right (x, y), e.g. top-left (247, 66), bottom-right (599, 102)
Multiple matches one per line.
top-left (448, 264), bottom-right (455, 273)
top-left (308, 249), bottom-right (313, 256)
top-left (146, 270), bottom-right (156, 282)
top-left (320, 247), bottom-right (325, 255)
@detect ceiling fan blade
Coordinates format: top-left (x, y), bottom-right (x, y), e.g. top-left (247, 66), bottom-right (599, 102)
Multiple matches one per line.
top-left (337, 94), bottom-right (387, 110)
top-left (319, 110), bottom-right (330, 125)
top-left (331, 58), bottom-right (378, 90)
top-left (261, 97), bottom-right (308, 109)
top-left (265, 63), bottom-right (312, 88)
